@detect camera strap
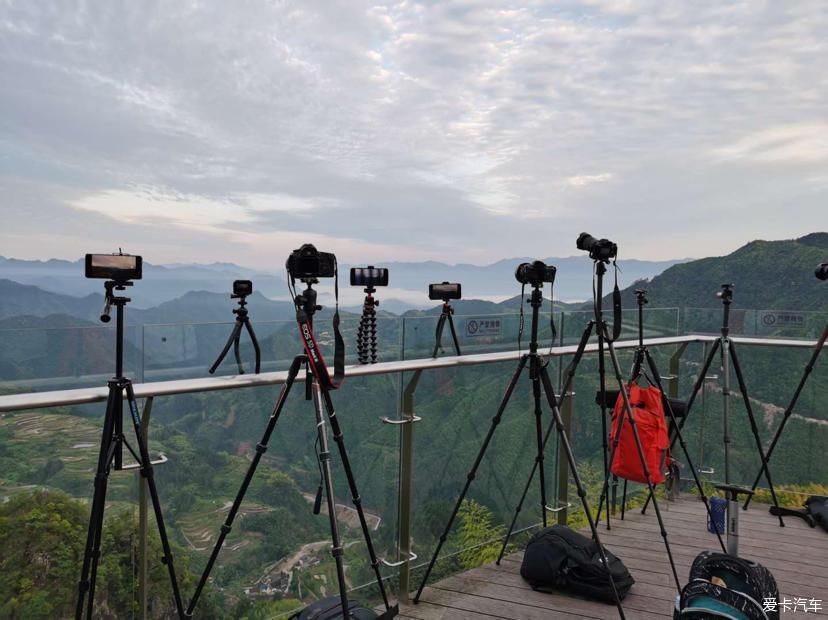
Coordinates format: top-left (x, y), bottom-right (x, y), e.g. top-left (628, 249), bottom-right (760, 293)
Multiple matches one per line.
top-left (293, 268), bottom-right (345, 391)
top-left (611, 259), bottom-right (622, 342)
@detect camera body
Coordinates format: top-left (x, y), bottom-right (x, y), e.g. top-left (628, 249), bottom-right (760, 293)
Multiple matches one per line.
top-left (350, 266), bottom-right (389, 288)
top-left (233, 279), bottom-right (253, 297)
top-left (514, 260), bottom-right (556, 286)
top-left (816, 262), bottom-right (828, 281)
top-left (286, 244), bottom-right (336, 279)
top-left (85, 253), bottom-right (142, 282)
top-left (429, 282), bottom-right (461, 301)
top-left (576, 232), bottom-right (617, 262)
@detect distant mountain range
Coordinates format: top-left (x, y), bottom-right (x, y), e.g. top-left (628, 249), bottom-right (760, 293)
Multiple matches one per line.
top-left (0, 254), bottom-right (683, 310)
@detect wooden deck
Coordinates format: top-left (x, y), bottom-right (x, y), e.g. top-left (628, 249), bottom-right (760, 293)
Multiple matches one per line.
top-left (400, 498), bottom-right (828, 619)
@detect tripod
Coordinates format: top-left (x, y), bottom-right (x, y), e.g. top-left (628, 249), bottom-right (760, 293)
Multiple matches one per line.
top-left (432, 300), bottom-right (461, 357)
top-left (76, 281), bottom-right (184, 620)
top-left (357, 285), bottom-right (379, 364)
top-left (187, 280), bottom-right (396, 619)
top-left (643, 284), bottom-right (784, 531)
top-left (414, 280), bottom-right (627, 619)
top-left (743, 322), bottom-right (827, 509)
top-left (615, 290), bottom-right (727, 552)
top-left (209, 290), bottom-right (261, 375)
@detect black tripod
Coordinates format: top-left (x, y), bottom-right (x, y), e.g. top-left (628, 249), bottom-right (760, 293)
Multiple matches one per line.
top-left (643, 284), bottom-right (784, 530)
top-left (187, 280), bottom-right (396, 619)
top-left (616, 290), bottom-right (727, 552)
top-left (743, 322), bottom-right (827, 509)
top-left (357, 285), bottom-right (379, 364)
top-left (414, 279), bottom-right (627, 619)
top-left (432, 299), bottom-right (461, 357)
top-left (209, 289), bottom-right (261, 375)
top-left (76, 280), bottom-right (184, 620)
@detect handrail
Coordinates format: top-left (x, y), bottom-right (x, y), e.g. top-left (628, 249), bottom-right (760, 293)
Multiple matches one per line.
top-left (0, 334), bottom-right (821, 413)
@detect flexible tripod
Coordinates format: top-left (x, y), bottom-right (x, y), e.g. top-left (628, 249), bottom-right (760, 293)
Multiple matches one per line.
top-left (357, 285), bottom-right (379, 364)
top-left (76, 280), bottom-right (184, 619)
top-left (414, 279), bottom-right (627, 619)
top-left (187, 280), bottom-right (396, 619)
top-left (614, 290), bottom-right (726, 552)
top-left (743, 322), bottom-right (827, 509)
top-left (209, 289), bottom-right (261, 375)
top-left (432, 300), bottom-right (461, 357)
top-left (642, 284), bottom-right (784, 533)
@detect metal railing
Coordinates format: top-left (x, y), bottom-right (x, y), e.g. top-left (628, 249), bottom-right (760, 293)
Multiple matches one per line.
top-left (0, 333), bottom-right (822, 616)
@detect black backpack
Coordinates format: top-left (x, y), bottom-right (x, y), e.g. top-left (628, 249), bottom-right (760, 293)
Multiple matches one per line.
top-left (520, 525), bottom-right (635, 603)
top-left (288, 596), bottom-right (380, 620)
top-left (674, 551), bottom-right (779, 619)
top-left (769, 495), bottom-right (828, 531)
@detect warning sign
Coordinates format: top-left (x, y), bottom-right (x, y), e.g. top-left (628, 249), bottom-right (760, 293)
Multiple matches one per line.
top-left (465, 318), bottom-right (502, 337)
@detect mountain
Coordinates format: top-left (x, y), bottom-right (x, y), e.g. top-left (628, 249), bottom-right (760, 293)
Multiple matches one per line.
top-left (0, 254), bottom-right (682, 308)
top-left (609, 233), bottom-right (828, 311)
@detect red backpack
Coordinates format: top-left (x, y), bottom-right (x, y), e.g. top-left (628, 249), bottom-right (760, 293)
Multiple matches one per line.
top-left (609, 384), bottom-right (670, 484)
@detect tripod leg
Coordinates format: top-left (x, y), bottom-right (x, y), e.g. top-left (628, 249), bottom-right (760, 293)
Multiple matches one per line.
top-left (728, 344), bottom-right (784, 526)
top-left (209, 322), bottom-right (243, 374)
top-left (538, 366), bottom-right (627, 619)
top-left (745, 325), bottom-right (827, 508)
top-left (603, 333), bottom-right (681, 592)
top-left (414, 355), bottom-right (529, 603)
top-left (531, 357), bottom-right (549, 528)
top-left (124, 383), bottom-right (185, 619)
top-left (447, 313), bottom-right (462, 356)
top-left (233, 328), bottom-right (244, 374)
top-left (311, 381), bottom-right (350, 617)
top-left (620, 480), bottom-right (627, 520)
top-left (431, 313), bottom-right (446, 358)
top-left (76, 387), bottom-right (119, 620)
top-left (244, 319), bottom-right (262, 374)
top-left (321, 389), bottom-right (391, 610)
top-left (597, 328), bottom-right (612, 529)
top-left (496, 322), bottom-right (595, 563)
top-left (642, 339), bottom-right (720, 515)
top-left (644, 349), bottom-right (727, 553)
top-left (186, 355), bottom-right (304, 616)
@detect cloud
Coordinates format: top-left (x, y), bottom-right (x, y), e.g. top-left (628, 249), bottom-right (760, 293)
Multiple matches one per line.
top-left (0, 0), bottom-right (826, 265)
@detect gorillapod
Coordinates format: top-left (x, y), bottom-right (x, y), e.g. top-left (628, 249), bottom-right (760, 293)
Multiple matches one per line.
top-left (76, 280), bottom-right (184, 620)
top-left (641, 284), bottom-right (782, 553)
top-left (613, 290), bottom-right (726, 553)
top-left (432, 298), bottom-right (461, 357)
top-left (357, 284), bottom-right (379, 364)
top-left (209, 288), bottom-right (261, 375)
top-left (187, 279), bottom-right (396, 619)
top-left (743, 322), bottom-right (827, 510)
top-left (414, 278), bottom-right (627, 619)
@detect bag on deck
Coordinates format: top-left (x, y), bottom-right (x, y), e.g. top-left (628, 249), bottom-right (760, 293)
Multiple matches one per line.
top-left (674, 551), bottom-right (779, 619)
top-left (289, 596), bottom-right (379, 620)
top-left (520, 525), bottom-right (634, 603)
top-left (609, 384), bottom-right (670, 484)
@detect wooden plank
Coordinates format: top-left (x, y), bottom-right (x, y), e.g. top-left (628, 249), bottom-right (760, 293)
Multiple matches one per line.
top-left (396, 599), bottom-right (500, 619)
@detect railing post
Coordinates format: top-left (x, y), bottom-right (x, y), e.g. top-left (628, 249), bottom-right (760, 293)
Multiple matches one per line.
top-left (557, 385), bottom-right (573, 526)
top-left (137, 396), bottom-right (153, 620)
top-left (397, 369), bottom-right (422, 602)
top-left (668, 343), bottom-right (689, 399)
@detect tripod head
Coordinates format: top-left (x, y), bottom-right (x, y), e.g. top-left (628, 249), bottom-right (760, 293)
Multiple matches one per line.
top-left (296, 278), bottom-right (323, 324)
top-left (100, 280), bottom-right (133, 323)
top-left (717, 283), bottom-right (734, 303)
top-left (635, 289), bottom-right (648, 306)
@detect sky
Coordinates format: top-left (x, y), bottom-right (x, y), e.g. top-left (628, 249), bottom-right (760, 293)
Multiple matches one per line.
top-left (1, 1), bottom-right (826, 267)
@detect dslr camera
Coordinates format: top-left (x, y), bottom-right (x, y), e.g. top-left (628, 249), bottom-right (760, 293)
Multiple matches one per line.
top-left (286, 243), bottom-right (336, 279)
top-left (576, 232), bottom-right (618, 262)
top-left (514, 260), bottom-right (556, 286)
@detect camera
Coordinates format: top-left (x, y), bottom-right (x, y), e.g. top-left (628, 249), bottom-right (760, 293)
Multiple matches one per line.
top-left (286, 243), bottom-right (336, 279)
top-left (233, 279), bottom-right (253, 297)
top-left (816, 263), bottom-right (828, 281)
top-left (514, 260), bottom-right (556, 286)
top-left (350, 266), bottom-right (389, 288)
top-left (85, 253), bottom-right (142, 281)
top-left (429, 282), bottom-right (461, 301)
top-left (576, 232), bottom-right (618, 262)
